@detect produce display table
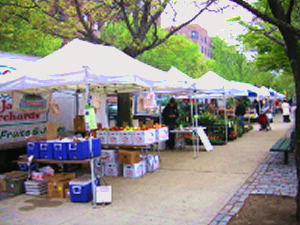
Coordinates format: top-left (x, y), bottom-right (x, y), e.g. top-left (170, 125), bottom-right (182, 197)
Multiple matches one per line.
top-left (14, 154), bottom-right (94, 165)
top-left (171, 126), bottom-right (213, 158)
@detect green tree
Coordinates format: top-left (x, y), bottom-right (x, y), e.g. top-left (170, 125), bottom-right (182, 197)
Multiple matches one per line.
top-left (230, 0), bottom-right (300, 220)
top-left (137, 34), bottom-right (209, 78)
top-left (0, 0), bottom-right (218, 127)
top-left (0, 1), bottom-right (62, 56)
top-left (208, 36), bottom-right (275, 86)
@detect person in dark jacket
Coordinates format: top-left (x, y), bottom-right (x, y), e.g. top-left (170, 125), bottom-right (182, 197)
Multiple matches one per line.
top-left (235, 99), bottom-right (246, 134)
top-left (162, 98), bottom-right (179, 149)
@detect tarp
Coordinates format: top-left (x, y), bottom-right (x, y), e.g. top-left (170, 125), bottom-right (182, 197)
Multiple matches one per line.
top-left (229, 81), bottom-right (270, 98)
top-left (141, 66), bottom-right (196, 95)
top-left (0, 39), bottom-right (167, 94)
top-left (195, 71), bottom-right (247, 96)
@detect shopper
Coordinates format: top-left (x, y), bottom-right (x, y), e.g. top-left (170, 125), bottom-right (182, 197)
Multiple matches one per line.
top-left (208, 99), bottom-right (217, 115)
top-left (235, 98), bottom-right (246, 134)
top-left (162, 98), bottom-right (179, 150)
top-left (281, 99), bottom-right (291, 122)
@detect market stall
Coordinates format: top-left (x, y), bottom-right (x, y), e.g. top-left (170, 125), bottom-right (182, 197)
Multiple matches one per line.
top-left (0, 39), bottom-right (170, 205)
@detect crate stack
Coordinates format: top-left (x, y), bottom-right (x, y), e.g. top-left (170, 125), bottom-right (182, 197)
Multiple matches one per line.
top-left (26, 138), bottom-right (101, 160)
top-left (24, 180), bottom-right (48, 196)
top-left (100, 149), bottom-right (160, 178)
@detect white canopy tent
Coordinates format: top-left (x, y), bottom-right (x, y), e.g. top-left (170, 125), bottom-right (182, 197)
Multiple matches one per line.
top-left (229, 81), bottom-right (270, 98)
top-left (0, 39), bottom-right (168, 94)
top-left (195, 71), bottom-right (248, 96)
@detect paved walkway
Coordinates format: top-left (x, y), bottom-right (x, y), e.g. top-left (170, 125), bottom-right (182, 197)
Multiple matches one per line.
top-left (209, 134), bottom-right (297, 225)
top-left (0, 114), bottom-right (296, 225)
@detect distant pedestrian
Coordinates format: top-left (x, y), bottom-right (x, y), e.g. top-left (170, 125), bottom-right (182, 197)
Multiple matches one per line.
top-left (208, 99), bottom-right (217, 115)
top-left (235, 99), bottom-right (246, 134)
top-left (162, 98), bottom-right (179, 149)
top-left (281, 99), bottom-right (291, 122)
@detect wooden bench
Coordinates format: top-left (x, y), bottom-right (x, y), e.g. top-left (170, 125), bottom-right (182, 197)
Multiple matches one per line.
top-left (270, 137), bottom-right (294, 164)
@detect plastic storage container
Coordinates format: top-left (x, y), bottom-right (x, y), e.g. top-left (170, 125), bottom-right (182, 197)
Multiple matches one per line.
top-left (69, 174), bottom-right (93, 203)
top-left (39, 142), bottom-right (54, 159)
top-left (68, 140), bottom-right (89, 160)
top-left (53, 142), bottom-right (69, 160)
top-left (26, 142), bottom-right (40, 158)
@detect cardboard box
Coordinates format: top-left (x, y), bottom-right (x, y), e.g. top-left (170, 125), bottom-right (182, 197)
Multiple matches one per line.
top-left (155, 127), bottom-right (169, 142)
top-left (107, 131), bottom-right (121, 145)
top-left (119, 131), bottom-right (133, 145)
top-left (96, 131), bottom-right (108, 145)
top-left (73, 115), bottom-right (86, 133)
top-left (132, 129), bottom-right (155, 145)
top-left (104, 163), bottom-right (123, 177)
top-left (101, 150), bottom-right (119, 164)
top-left (46, 172), bottom-right (76, 182)
top-left (119, 149), bottom-right (141, 165)
top-left (48, 179), bottom-right (70, 198)
top-left (123, 162), bottom-right (143, 178)
top-left (146, 154), bottom-right (160, 172)
top-left (64, 187), bottom-right (70, 199)
top-left (47, 172), bottom-right (76, 198)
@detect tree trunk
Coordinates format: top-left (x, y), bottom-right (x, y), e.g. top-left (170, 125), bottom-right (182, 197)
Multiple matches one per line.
top-left (117, 93), bottom-right (132, 127)
top-left (279, 28), bottom-right (300, 220)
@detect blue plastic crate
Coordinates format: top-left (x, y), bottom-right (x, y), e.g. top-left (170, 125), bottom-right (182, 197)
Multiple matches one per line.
top-left (92, 138), bottom-right (101, 157)
top-left (26, 142), bottom-right (40, 158)
top-left (69, 175), bottom-right (93, 203)
top-left (17, 162), bottom-right (37, 171)
top-left (68, 141), bottom-right (89, 160)
top-left (53, 142), bottom-right (69, 160)
top-left (39, 142), bottom-right (54, 160)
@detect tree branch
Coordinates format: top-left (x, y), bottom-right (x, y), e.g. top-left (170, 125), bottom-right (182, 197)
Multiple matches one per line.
top-left (286, 0), bottom-right (295, 23)
top-left (230, 0), bottom-right (300, 39)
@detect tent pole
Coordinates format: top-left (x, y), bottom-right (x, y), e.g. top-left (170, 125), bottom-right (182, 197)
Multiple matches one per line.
top-left (224, 91), bottom-right (228, 144)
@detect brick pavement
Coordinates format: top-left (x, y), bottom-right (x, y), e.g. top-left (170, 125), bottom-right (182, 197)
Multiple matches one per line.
top-left (209, 150), bottom-right (297, 225)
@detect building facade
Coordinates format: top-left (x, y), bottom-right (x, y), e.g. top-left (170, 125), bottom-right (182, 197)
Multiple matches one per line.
top-left (166, 24), bottom-right (212, 59)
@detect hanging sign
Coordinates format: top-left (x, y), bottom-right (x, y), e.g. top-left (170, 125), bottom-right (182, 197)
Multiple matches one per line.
top-left (84, 104), bottom-right (97, 130)
top-left (12, 92), bottom-right (50, 113)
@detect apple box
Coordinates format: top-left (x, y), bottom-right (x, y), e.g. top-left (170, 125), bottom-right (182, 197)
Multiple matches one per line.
top-left (101, 149), bottom-right (119, 164)
top-left (123, 162), bottom-right (143, 178)
top-left (107, 131), bottom-right (121, 145)
top-left (104, 163), bottom-right (123, 177)
top-left (119, 131), bottom-right (133, 145)
top-left (132, 129), bottom-right (156, 145)
top-left (96, 131), bottom-right (108, 145)
top-left (155, 127), bottom-right (169, 142)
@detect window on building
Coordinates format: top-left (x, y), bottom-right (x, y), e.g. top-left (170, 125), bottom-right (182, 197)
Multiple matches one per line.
top-left (204, 37), bottom-right (207, 43)
top-left (191, 31), bottom-right (199, 40)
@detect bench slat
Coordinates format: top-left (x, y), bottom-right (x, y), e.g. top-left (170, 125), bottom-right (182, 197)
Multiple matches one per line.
top-left (270, 138), bottom-right (287, 151)
top-left (270, 138), bottom-right (292, 152)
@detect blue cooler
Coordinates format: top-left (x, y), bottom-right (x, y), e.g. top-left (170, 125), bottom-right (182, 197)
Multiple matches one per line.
top-left (69, 174), bottom-right (93, 203)
top-left (39, 142), bottom-right (54, 159)
top-left (91, 138), bottom-right (101, 157)
top-left (68, 140), bottom-right (89, 160)
top-left (17, 162), bottom-right (37, 171)
top-left (26, 142), bottom-right (40, 158)
top-left (53, 142), bottom-right (68, 160)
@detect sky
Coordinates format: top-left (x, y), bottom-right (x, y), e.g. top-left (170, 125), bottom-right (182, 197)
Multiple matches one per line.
top-left (161, 1), bottom-right (255, 45)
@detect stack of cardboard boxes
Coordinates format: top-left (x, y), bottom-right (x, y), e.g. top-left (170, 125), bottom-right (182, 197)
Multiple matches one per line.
top-left (101, 149), bottom-right (159, 178)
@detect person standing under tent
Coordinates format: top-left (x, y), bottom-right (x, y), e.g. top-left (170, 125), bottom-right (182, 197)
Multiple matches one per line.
top-left (281, 99), bottom-right (291, 122)
top-left (235, 98), bottom-right (246, 134)
top-left (162, 98), bottom-right (179, 150)
top-left (208, 99), bottom-right (217, 115)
